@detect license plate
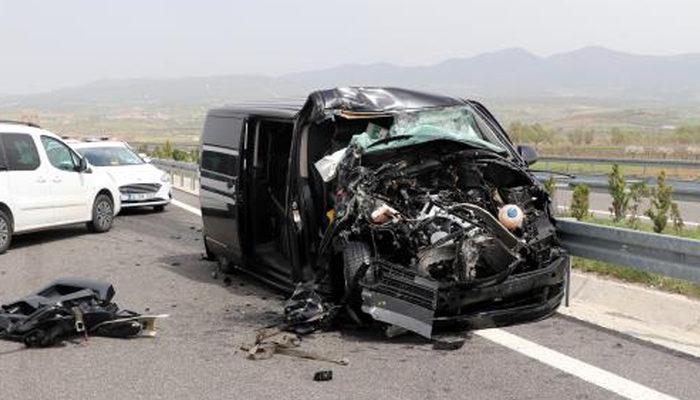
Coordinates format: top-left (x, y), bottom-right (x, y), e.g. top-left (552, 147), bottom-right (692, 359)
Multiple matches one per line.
top-left (126, 193), bottom-right (155, 201)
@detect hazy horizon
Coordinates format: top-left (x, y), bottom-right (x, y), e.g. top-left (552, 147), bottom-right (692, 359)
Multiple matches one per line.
top-left (2, 0), bottom-right (700, 95)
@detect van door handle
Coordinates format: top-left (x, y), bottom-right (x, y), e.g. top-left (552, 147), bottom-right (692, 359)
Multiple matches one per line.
top-left (36, 177), bottom-right (47, 183)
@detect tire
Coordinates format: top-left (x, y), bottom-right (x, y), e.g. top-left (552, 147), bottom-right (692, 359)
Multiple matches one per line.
top-left (0, 209), bottom-right (12, 254)
top-left (153, 205), bottom-right (166, 212)
top-left (342, 241), bottom-right (371, 292)
top-left (87, 194), bottom-right (114, 233)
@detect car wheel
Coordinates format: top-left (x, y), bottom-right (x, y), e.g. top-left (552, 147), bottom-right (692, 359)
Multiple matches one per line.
top-left (343, 241), bottom-right (371, 292)
top-left (0, 209), bottom-right (12, 254)
top-left (87, 194), bottom-right (114, 233)
top-left (153, 205), bottom-right (166, 212)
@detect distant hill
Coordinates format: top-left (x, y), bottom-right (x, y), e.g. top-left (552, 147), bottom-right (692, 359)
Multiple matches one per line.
top-left (3, 46), bottom-right (700, 110)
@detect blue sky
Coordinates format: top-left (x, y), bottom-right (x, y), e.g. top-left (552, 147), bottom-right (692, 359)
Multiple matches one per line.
top-left (1, 0), bottom-right (699, 93)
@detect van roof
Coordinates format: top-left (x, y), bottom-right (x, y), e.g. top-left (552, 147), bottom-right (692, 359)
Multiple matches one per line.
top-left (208, 87), bottom-right (468, 121)
top-left (208, 101), bottom-right (304, 119)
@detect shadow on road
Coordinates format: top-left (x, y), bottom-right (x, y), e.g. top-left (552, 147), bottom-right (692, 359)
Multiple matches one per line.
top-left (156, 253), bottom-right (283, 299)
top-left (10, 226), bottom-right (89, 250)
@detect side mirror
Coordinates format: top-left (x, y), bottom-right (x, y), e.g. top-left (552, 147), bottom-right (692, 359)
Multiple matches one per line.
top-left (517, 145), bottom-right (538, 166)
top-left (78, 157), bottom-right (92, 173)
top-left (139, 153), bottom-right (152, 163)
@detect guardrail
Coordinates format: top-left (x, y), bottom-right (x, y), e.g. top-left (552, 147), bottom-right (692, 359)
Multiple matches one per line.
top-left (539, 156), bottom-right (700, 169)
top-left (151, 159), bottom-right (199, 192)
top-left (557, 219), bottom-right (700, 283)
top-left (151, 158), bottom-right (700, 284)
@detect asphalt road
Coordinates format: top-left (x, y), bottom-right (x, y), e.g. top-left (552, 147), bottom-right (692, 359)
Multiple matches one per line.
top-left (0, 189), bottom-right (698, 400)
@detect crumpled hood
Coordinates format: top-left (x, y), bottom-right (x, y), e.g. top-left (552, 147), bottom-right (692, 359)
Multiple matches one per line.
top-left (93, 164), bottom-right (164, 187)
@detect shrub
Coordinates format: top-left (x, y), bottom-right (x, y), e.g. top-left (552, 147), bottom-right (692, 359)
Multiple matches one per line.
top-left (570, 184), bottom-right (590, 221)
top-left (626, 182), bottom-right (648, 229)
top-left (608, 164), bottom-right (628, 222)
top-left (645, 171), bottom-right (676, 233)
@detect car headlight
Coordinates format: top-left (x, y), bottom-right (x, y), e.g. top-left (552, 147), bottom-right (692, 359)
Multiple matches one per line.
top-left (161, 172), bottom-right (171, 183)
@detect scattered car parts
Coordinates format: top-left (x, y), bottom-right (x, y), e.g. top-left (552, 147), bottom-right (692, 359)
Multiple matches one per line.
top-left (0, 278), bottom-right (167, 347)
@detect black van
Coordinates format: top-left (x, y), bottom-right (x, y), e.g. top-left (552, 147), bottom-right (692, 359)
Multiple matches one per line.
top-left (199, 87), bottom-right (568, 338)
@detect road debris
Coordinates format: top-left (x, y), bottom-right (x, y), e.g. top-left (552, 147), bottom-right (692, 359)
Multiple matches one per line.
top-left (241, 327), bottom-right (349, 366)
top-left (313, 370), bottom-right (333, 381)
top-left (0, 278), bottom-right (167, 347)
top-left (283, 283), bottom-right (333, 335)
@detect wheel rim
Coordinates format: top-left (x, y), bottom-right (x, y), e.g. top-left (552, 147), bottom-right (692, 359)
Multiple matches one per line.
top-left (96, 200), bottom-right (113, 229)
top-left (0, 217), bottom-right (8, 248)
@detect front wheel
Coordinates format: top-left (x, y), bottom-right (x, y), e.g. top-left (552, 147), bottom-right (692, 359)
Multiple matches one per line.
top-left (0, 209), bottom-right (12, 254)
top-left (87, 194), bottom-right (114, 233)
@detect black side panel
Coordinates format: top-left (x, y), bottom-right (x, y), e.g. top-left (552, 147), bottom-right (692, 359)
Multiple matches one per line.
top-left (200, 115), bottom-right (246, 262)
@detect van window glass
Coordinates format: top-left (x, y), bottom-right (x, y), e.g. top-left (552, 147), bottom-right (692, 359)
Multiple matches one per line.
top-left (201, 150), bottom-right (237, 177)
top-left (203, 116), bottom-right (243, 149)
top-left (1, 133), bottom-right (40, 171)
top-left (0, 138), bottom-right (6, 168)
top-left (41, 136), bottom-right (80, 171)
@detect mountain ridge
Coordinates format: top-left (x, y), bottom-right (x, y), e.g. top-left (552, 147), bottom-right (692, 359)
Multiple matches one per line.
top-left (3, 46), bottom-right (700, 109)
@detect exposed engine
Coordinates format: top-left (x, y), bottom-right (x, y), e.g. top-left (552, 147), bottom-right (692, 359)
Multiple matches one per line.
top-left (333, 147), bottom-right (561, 289)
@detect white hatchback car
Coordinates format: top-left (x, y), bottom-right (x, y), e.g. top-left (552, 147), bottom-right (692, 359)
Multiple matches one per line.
top-left (0, 121), bottom-right (122, 254)
top-left (71, 141), bottom-right (172, 212)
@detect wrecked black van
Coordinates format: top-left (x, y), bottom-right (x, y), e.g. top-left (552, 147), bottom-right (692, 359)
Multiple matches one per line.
top-left (199, 87), bottom-right (569, 338)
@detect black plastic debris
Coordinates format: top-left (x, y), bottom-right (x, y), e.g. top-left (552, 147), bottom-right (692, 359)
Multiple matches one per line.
top-left (314, 370), bottom-right (333, 381)
top-left (283, 283), bottom-right (330, 335)
top-left (0, 278), bottom-right (167, 347)
top-left (432, 334), bottom-right (470, 351)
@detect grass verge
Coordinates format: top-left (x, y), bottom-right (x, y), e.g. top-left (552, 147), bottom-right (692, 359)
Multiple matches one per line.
top-left (572, 257), bottom-right (700, 300)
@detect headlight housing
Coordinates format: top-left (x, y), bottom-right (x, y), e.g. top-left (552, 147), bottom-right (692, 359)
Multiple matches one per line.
top-left (161, 172), bottom-right (171, 183)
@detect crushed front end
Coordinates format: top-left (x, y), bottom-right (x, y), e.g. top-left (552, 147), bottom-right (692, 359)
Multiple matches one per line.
top-left (330, 141), bottom-right (568, 338)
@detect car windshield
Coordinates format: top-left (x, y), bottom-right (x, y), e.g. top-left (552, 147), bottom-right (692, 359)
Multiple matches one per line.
top-left (350, 105), bottom-right (508, 154)
top-left (76, 146), bottom-right (144, 166)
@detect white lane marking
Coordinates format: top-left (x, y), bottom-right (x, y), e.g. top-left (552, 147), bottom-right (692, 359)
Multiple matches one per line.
top-left (171, 188), bottom-right (679, 399)
top-left (476, 329), bottom-right (679, 400)
top-left (171, 199), bottom-right (201, 216)
top-left (557, 205), bottom-right (699, 227)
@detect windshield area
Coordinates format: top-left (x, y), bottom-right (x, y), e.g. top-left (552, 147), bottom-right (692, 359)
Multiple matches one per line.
top-left (76, 146), bottom-right (144, 166)
top-left (350, 105), bottom-right (508, 154)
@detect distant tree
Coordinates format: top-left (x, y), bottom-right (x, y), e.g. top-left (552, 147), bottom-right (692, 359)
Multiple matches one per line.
top-left (136, 143), bottom-right (149, 154)
top-left (189, 149), bottom-right (200, 163)
top-left (172, 148), bottom-right (190, 161)
top-left (161, 140), bottom-right (174, 159)
top-left (610, 127), bottom-right (626, 145)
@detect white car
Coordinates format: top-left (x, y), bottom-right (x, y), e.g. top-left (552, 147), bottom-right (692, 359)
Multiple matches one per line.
top-left (71, 141), bottom-right (172, 212)
top-left (0, 121), bottom-right (122, 254)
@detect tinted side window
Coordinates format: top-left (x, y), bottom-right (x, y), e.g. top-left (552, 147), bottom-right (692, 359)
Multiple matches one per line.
top-left (41, 136), bottom-right (80, 171)
top-left (0, 137), bottom-right (6, 169)
top-left (203, 116), bottom-right (243, 149)
top-left (1, 133), bottom-right (40, 171)
top-left (201, 150), bottom-right (237, 177)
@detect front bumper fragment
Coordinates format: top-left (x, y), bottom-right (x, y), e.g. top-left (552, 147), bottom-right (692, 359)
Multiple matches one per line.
top-left (360, 255), bottom-right (569, 338)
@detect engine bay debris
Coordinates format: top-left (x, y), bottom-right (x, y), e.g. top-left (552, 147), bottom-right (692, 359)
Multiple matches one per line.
top-left (0, 278), bottom-right (167, 347)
